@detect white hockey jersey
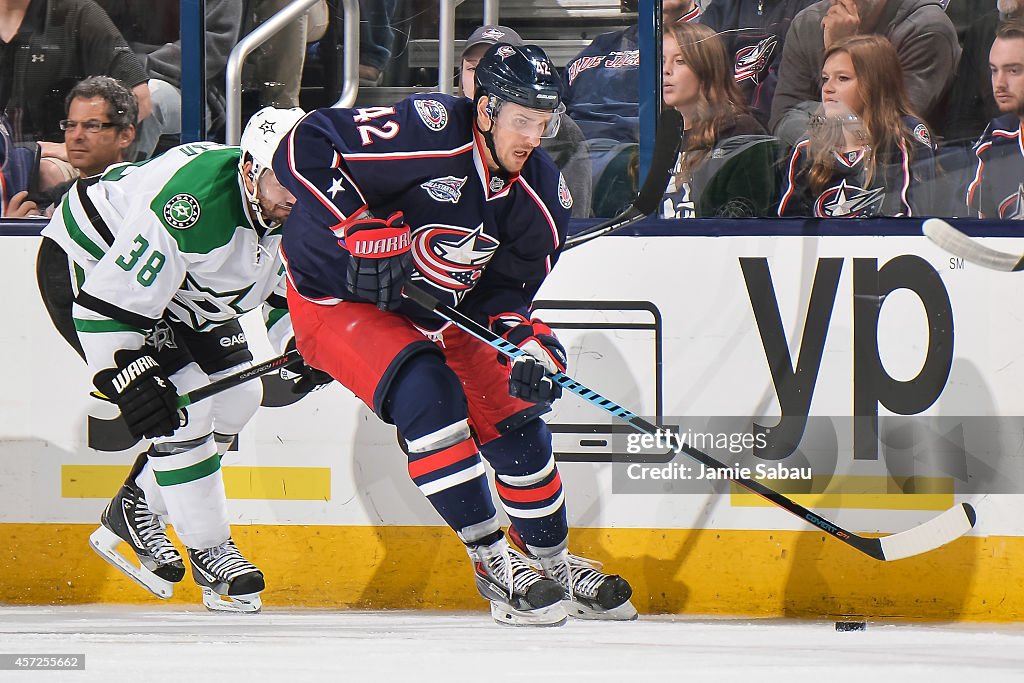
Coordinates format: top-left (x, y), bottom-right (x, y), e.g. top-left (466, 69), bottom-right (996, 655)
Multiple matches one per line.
top-left (41, 142), bottom-right (291, 373)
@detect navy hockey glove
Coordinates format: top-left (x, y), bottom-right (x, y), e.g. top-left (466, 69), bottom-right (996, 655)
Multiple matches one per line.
top-left (343, 211), bottom-right (414, 311)
top-left (490, 313), bottom-right (567, 403)
top-left (93, 349), bottom-right (182, 439)
top-left (283, 338), bottom-right (333, 394)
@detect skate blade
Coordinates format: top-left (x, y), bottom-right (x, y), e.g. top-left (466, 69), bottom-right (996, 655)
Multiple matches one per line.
top-left (200, 587), bottom-right (262, 614)
top-left (88, 525), bottom-right (174, 600)
top-left (490, 600), bottom-right (567, 627)
top-left (564, 598), bottom-right (638, 621)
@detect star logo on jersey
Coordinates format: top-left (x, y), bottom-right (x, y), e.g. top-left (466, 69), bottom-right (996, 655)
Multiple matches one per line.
top-left (814, 179), bottom-right (885, 218)
top-left (328, 175), bottom-right (346, 199)
top-left (166, 274), bottom-right (255, 330)
top-left (411, 224), bottom-right (500, 293)
top-left (997, 184), bottom-right (1024, 220)
top-left (162, 193), bottom-right (201, 229)
top-left (735, 35), bottom-right (777, 85)
top-left (414, 99), bottom-right (448, 131)
top-left (143, 320), bottom-right (178, 352)
top-left (259, 120), bottom-right (276, 135)
top-left (420, 176), bottom-right (467, 204)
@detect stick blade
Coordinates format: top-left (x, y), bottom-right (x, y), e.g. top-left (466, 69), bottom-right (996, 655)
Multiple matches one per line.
top-left (923, 218), bottom-right (1024, 272)
top-left (876, 502), bottom-right (976, 561)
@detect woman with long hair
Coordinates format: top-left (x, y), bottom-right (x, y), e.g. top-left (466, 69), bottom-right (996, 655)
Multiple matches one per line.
top-left (661, 21), bottom-right (777, 218)
top-left (778, 34), bottom-right (937, 218)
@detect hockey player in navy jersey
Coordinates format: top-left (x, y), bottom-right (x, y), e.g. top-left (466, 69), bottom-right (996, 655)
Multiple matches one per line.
top-left (275, 43), bottom-right (637, 626)
top-left (38, 107), bottom-right (331, 613)
top-left (967, 19), bottom-right (1024, 219)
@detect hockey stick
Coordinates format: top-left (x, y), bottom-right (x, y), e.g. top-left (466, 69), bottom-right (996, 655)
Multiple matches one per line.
top-left (175, 349), bottom-right (300, 409)
top-left (922, 218), bottom-right (1024, 271)
top-left (563, 108), bottom-right (683, 250)
top-left (404, 284), bottom-right (976, 561)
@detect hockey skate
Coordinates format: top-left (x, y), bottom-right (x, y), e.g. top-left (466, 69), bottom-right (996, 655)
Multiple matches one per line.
top-left (508, 529), bottom-right (637, 621)
top-left (467, 534), bottom-right (567, 627)
top-left (538, 551), bottom-right (638, 621)
top-left (88, 480), bottom-right (186, 599)
top-left (188, 539), bottom-right (265, 613)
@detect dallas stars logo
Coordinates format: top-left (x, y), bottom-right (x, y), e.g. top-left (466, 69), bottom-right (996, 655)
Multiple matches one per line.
top-left (167, 273), bottom-right (255, 329)
top-left (163, 193), bottom-right (201, 229)
top-left (259, 120), bottom-right (276, 135)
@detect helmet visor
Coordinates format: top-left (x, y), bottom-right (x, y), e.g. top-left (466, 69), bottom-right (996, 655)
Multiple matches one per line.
top-left (490, 99), bottom-right (564, 139)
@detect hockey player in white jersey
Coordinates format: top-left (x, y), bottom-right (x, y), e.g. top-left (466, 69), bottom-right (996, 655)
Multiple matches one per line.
top-left (37, 107), bottom-right (329, 613)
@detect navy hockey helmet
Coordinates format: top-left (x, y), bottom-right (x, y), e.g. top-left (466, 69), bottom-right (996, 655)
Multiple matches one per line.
top-left (474, 43), bottom-right (562, 113)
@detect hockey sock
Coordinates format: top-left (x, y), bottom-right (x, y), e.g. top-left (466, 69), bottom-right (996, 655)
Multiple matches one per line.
top-left (147, 434), bottom-right (230, 549)
top-left (385, 353), bottom-right (500, 540)
top-left (482, 419), bottom-right (569, 552)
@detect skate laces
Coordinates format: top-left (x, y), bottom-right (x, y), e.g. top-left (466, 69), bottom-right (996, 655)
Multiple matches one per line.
top-left (194, 539), bottom-right (257, 580)
top-left (545, 553), bottom-right (607, 600)
top-left (132, 495), bottom-right (180, 565)
top-left (477, 540), bottom-right (546, 600)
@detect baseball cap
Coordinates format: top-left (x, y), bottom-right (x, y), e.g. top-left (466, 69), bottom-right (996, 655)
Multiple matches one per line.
top-left (461, 25), bottom-right (524, 60)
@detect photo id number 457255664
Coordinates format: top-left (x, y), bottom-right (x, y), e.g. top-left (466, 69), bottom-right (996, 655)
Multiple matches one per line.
top-left (0, 654), bottom-right (85, 670)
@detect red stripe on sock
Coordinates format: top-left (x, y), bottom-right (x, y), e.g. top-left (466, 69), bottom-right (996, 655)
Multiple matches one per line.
top-left (496, 472), bottom-right (562, 504)
top-left (408, 439), bottom-right (479, 479)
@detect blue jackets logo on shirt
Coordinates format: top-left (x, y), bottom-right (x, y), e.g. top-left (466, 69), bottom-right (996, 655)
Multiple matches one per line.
top-left (414, 99), bottom-right (448, 131)
top-left (411, 224), bottom-right (500, 293)
top-left (814, 179), bottom-right (885, 218)
top-left (420, 176), bottom-right (467, 204)
top-left (735, 36), bottom-right (777, 85)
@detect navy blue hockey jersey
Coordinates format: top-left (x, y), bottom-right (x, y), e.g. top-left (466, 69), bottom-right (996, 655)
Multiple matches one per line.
top-left (272, 94), bottom-right (572, 331)
top-left (966, 114), bottom-right (1024, 219)
top-left (778, 117), bottom-right (936, 218)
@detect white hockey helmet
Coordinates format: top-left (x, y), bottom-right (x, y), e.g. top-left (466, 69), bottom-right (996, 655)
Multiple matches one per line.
top-left (239, 106), bottom-right (305, 229)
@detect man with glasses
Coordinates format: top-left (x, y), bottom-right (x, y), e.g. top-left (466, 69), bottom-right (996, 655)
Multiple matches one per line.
top-left (275, 43), bottom-right (638, 626)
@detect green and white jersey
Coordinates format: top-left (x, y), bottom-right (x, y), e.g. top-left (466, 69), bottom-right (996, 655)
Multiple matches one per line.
top-left (41, 142), bottom-right (292, 373)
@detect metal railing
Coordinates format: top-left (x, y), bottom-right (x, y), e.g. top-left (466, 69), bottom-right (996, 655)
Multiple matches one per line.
top-left (224, 0), bottom-right (360, 144)
top-left (437, 0), bottom-right (499, 94)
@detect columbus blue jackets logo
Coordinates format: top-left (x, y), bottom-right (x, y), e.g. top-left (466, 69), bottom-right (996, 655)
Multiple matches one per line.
top-left (496, 45), bottom-right (516, 59)
top-left (913, 123), bottom-right (933, 148)
top-left (414, 99), bottom-right (448, 131)
top-left (411, 224), bottom-right (500, 293)
top-left (735, 36), bottom-right (777, 85)
top-left (997, 183), bottom-right (1024, 220)
top-left (420, 176), bottom-right (467, 204)
top-left (558, 174), bottom-right (573, 209)
top-left (814, 179), bottom-right (885, 218)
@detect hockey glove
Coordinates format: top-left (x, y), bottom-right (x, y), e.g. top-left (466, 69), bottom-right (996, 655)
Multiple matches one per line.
top-left (490, 313), bottom-right (567, 403)
top-left (93, 349), bottom-right (182, 439)
top-left (283, 338), bottom-right (333, 394)
top-left (343, 211), bottom-right (414, 311)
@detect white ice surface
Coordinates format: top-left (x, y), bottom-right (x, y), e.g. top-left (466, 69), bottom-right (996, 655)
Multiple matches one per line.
top-left (0, 605), bottom-right (1022, 682)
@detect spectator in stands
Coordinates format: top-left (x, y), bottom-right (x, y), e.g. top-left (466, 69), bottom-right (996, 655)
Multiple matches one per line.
top-left (33, 75), bottom-right (136, 213)
top-left (459, 25), bottom-right (592, 218)
top-left (562, 0), bottom-right (701, 145)
top-left (96, 0), bottom-right (241, 157)
top-left (777, 34), bottom-right (937, 217)
top-left (940, 1), bottom-right (1023, 145)
top-left (966, 19), bottom-right (1024, 219)
top-left (0, 115), bottom-right (39, 217)
top-left (698, 0), bottom-right (818, 126)
top-left (660, 22), bottom-right (778, 218)
top-left (769, 0), bottom-right (960, 148)
top-left (244, 0), bottom-right (328, 108)
top-left (360, 0), bottom-right (399, 86)
top-left (0, 0), bottom-right (151, 147)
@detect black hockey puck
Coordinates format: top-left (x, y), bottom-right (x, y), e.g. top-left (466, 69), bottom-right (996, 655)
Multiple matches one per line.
top-left (835, 621), bottom-right (867, 631)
